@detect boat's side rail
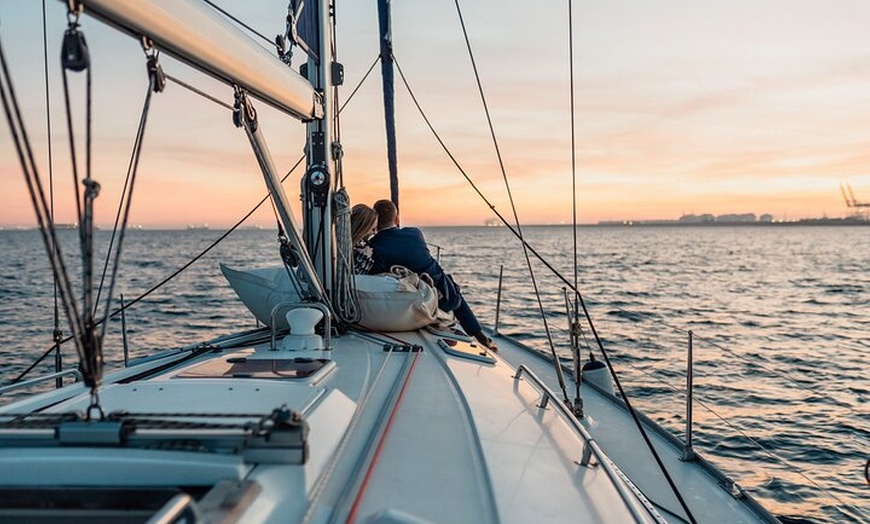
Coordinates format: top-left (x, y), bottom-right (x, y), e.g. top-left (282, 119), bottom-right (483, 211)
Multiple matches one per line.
top-left (0, 369), bottom-right (82, 396)
top-left (502, 335), bottom-right (781, 524)
top-left (145, 493), bottom-right (199, 524)
top-left (512, 364), bottom-right (666, 524)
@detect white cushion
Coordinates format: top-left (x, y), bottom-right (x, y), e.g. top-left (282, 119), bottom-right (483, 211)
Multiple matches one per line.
top-left (221, 263), bottom-right (302, 329)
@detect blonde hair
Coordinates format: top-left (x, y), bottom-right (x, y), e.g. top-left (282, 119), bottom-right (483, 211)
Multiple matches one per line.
top-left (351, 204), bottom-right (378, 245)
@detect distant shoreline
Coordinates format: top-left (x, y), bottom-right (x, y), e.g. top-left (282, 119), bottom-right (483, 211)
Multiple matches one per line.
top-left (590, 219), bottom-right (869, 227)
top-left (1, 220), bottom-right (867, 231)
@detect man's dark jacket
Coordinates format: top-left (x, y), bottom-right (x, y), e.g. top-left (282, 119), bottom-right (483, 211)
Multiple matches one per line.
top-left (368, 226), bottom-right (461, 310)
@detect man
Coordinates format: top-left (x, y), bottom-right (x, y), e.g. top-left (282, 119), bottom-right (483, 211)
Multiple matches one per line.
top-left (368, 199), bottom-right (496, 351)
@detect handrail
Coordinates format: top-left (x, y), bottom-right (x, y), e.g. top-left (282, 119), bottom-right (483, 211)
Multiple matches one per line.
top-left (145, 493), bottom-right (200, 524)
top-left (493, 265), bottom-right (503, 336)
top-left (512, 365), bottom-right (665, 523)
top-left (426, 242), bottom-right (442, 263)
top-left (683, 330), bottom-right (696, 461)
top-left (0, 369), bottom-right (83, 396)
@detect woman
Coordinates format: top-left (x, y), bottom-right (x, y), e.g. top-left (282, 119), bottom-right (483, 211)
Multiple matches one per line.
top-left (350, 203), bottom-right (378, 274)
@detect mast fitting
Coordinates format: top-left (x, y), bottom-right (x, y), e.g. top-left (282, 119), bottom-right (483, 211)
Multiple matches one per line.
top-left (232, 87), bottom-right (258, 131)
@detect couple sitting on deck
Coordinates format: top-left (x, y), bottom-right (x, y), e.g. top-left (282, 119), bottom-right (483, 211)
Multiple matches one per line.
top-left (351, 199), bottom-right (497, 351)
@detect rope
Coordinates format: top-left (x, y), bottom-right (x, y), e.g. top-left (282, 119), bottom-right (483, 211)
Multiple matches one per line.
top-left (340, 55), bottom-right (380, 113)
top-left (6, 52), bottom-right (380, 386)
top-left (0, 26), bottom-right (87, 379)
top-left (97, 65), bottom-right (158, 343)
top-left (59, 54), bottom-right (82, 227)
top-left (3, 155), bottom-right (302, 388)
top-left (567, 0), bottom-right (582, 354)
top-left (95, 51), bottom-right (160, 314)
top-left (395, 35), bottom-right (699, 518)
top-left (42, 0), bottom-right (64, 383)
top-left (60, 15), bottom-right (103, 391)
top-left (333, 188), bottom-right (361, 324)
top-left (450, 0), bottom-right (569, 405)
top-left (164, 73), bottom-right (234, 110)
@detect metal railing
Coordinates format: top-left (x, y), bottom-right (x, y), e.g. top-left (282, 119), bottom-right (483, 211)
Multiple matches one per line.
top-left (512, 364), bottom-right (663, 523)
top-left (0, 369), bottom-right (83, 396)
top-left (145, 493), bottom-right (200, 524)
top-left (683, 330), bottom-right (696, 461)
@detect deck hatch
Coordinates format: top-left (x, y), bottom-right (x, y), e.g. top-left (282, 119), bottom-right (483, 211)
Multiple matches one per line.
top-left (176, 357), bottom-right (330, 379)
top-left (438, 338), bottom-right (496, 364)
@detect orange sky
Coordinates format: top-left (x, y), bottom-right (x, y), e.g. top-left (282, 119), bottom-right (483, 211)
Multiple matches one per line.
top-left (1, 1), bottom-right (869, 228)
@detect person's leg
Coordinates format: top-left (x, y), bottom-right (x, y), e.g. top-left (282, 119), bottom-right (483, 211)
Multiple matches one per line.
top-left (452, 296), bottom-right (497, 351)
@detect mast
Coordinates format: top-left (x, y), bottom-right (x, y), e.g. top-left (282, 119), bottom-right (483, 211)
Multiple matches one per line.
top-left (377, 0), bottom-right (399, 211)
top-left (301, 0), bottom-right (337, 297)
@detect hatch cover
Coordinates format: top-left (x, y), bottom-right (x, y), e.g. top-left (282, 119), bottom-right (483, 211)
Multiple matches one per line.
top-left (438, 338), bottom-right (496, 364)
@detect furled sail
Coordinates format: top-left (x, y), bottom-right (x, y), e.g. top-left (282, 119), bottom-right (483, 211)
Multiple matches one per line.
top-left (80, 0), bottom-right (323, 121)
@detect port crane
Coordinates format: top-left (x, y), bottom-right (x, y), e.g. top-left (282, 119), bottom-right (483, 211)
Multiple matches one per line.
top-left (840, 183), bottom-right (869, 219)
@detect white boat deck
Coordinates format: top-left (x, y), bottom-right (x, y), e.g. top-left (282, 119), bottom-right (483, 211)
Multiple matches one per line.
top-left (493, 333), bottom-right (778, 524)
top-left (0, 328), bottom-right (665, 523)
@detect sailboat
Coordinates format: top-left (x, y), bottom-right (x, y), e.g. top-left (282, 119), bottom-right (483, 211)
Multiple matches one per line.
top-left (0, 1), bottom-right (784, 522)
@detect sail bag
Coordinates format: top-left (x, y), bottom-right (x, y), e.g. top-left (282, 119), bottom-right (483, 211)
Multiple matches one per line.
top-left (221, 264), bottom-right (439, 332)
top-left (356, 266), bottom-right (439, 331)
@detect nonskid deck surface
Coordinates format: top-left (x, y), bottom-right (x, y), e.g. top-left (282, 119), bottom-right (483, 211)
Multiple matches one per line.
top-left (492, 333), bottom-right (779, 524)
top-left (0, 328), bottom-right (659, 523)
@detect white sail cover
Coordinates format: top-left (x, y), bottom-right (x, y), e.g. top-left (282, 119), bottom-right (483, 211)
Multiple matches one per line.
top-left (81, 0), bottom-right (322, 121)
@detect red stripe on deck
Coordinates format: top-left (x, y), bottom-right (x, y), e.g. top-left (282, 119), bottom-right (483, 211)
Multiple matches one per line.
top-left (345, 350), bottom-right (421, 524)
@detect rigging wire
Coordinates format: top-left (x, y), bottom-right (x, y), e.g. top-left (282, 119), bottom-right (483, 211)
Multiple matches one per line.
top-left (59, 33), bottom-right (83, 238)
top-left (42, 0), bottom-right (64, 385)
top-left (576, 292), bottom-right (865, 417)
top-left (330, 0), bottom-right (342, 179)
top-left (60, 11), bottom-right (104, 395)
top-left (566, 0), bottom-right (584, 413)
top-left (5, 156), bottom-right (306, 390)
top-left (164, 73), bottom-right (234, 110)
top-left (328, 0), bottom-right (362, 326)
top-left (6, 53), bottom-right (380, 385)
top-left (623, 361), bottom-right (864, 514)
top-left (394, 40), bottom-right (699, 520)
top-left (95, 48), bottom-right (160, 314)
top-left (201, 0), bottom-right (276, 49)
top-left (567, 0), bottom-right (581, 347)
top-left (450, 0), bottom-right (570, 406)
top-left (0, 26), bottom-right (87, 375)
top-left (393, 59), bottom-right (583, 299)
top-left (341, 55), bottom-right (380, 113)
top-left (96, 57), bottom-right (160, 343)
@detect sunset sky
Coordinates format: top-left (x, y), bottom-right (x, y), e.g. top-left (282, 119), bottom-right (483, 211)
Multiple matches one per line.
top-left (1, 0), bottom-right (870, 227)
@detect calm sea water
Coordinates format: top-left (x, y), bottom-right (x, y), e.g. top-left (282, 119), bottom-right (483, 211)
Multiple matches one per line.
top-left (0, 225), bottom-right (867, 523)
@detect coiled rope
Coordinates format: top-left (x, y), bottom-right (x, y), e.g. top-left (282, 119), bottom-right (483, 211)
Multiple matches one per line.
top-left (333, 188), bottom-right (361, 324)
